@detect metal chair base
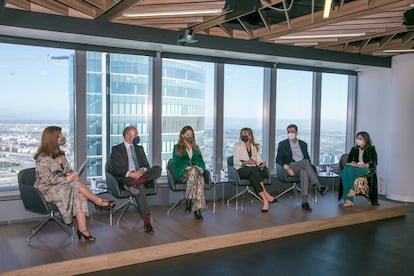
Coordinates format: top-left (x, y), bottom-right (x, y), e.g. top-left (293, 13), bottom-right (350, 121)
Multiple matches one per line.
top-left (110, 196), bottom-right (139, 226)
top-left (227, 186), bottom-right (263, 211)
top-left (275, 182), bottom-right (300, 205)
top-left (167, 194), bottom-right (186, 216)
top-left (27, 210), bottom-right (73, 245)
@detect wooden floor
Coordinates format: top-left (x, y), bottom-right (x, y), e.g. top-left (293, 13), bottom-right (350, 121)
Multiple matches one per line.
top-left (0, 192), bottom-right (406, 275)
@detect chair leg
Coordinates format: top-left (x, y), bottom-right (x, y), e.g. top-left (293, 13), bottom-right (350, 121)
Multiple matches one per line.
top-left (27, 211), bottom-right (72, 245)
top-left (227, 186), bottom-right (264, 211)
top-left (276, 182), bottom-right (300, 205)
top-left (51, 216), bottom-right (72, 237)
top-left (115, 197), bottom-right (139, 226)
top-left (27, 217), bottom-right (51, 245)
top-left (275, 183), bottom-right (296, 199)
top-left (226, 187), bottom-right (249, 206)
top-left (167, 197), bottom-right (186, 216)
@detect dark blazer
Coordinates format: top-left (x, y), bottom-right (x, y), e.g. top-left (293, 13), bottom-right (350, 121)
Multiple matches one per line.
top-left (347, 145), bottom-right (378, 171)
top-left (276, 138), bottom-right (310, 167)
top-left (109, 143), bottom-right (151, 188)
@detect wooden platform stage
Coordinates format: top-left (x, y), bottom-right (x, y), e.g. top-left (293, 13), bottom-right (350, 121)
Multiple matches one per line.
top-left (0, 193), bottom-right (406, 275)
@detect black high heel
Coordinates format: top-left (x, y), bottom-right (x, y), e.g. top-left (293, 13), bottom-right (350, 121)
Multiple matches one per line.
top-left (77, 229), bottom-right (96, 241)
top-left (94, 199), bottom-right (116, 211)
top-left (194, 210), bottom-right (203, 220)
top-left (185, 199), bottom-right (192, 214)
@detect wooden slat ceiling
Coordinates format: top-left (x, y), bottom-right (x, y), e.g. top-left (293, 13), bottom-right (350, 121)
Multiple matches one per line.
top-left (4, 0), bottom-right (414, 56)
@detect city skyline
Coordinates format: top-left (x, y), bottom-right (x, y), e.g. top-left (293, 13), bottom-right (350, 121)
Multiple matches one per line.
top-left (0, 43), bottom-right (350, 186)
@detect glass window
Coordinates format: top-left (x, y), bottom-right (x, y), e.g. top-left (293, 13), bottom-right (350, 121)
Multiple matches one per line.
top-left (275, 69), bottom-right (313, 156)
top-left (161, 59), bottom-right (214, 173)
top-left (223, 64), bottom-right (264, 167)
top-left (319, 73), bottom-right (348, 165)
top-left (86, 53), bottom-right (152, 180)
top-left (0, 43), bottom-right (74, 189)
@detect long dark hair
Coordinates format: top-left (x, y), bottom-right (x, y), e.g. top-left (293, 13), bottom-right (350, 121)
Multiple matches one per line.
top-left (34, 126), bottom-right (65, 160)
top-left (356, 131), bottom-right (372, 149)
top-left (175, 125), bottom-right (201, 156)
top-left (240, 127), bottom-right (259, 151)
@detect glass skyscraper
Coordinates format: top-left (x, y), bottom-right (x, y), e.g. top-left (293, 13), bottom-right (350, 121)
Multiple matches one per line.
top-left (85, 53), bottom-right (206, 180)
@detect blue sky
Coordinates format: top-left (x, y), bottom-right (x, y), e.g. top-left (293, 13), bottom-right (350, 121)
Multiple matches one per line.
top-left (0, 43), bottom-right (348, 126)
top-left (0, 43), bottom-right (72, 121)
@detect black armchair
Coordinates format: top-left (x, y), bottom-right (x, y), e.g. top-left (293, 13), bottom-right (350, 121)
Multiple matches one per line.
top-left (338, 154), bottom-right (379, 205)
top-left (105, 160), bottom-right (157, 225)
top-left (18, 168), bottom-right (73, 245)
top-left (275, 163), bottom-right (301, 204)
top-left (226, 156), bottom-right (271, 210)
top-left (166, 159), bottom-right (211, 216)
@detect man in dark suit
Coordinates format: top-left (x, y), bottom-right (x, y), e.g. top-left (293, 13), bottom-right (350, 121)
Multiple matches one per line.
top-left (109, 126), bottom-right (161, 233)
top-left (276, 124), bottom-right (328, 211)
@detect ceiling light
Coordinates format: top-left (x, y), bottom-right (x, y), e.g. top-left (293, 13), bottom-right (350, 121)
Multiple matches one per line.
top-left (280, 33), bottom-right (366, 39)
top-left (323, 0), bottom-right (333, 19)
top-left (383, 49), bottom-right (414, 53)
top-left (123, 9), bottom-right (223, 18)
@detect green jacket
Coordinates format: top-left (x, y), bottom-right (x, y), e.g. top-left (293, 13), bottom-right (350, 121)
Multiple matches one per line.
top-left (172, 144), bottom-right (205, 181)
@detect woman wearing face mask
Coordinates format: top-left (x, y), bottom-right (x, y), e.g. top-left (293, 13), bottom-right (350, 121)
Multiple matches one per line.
top-left (341, 131), bottom-right (378, 207)
top-left (233, 127), bottom-right (276, 212)
top-left (34, 126), bottom-right (115, 241)
top-left (172, 125), bottom-right (207, 220)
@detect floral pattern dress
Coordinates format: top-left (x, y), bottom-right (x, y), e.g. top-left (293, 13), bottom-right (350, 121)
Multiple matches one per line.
top-left (34, 154), bottom-right (88, 224)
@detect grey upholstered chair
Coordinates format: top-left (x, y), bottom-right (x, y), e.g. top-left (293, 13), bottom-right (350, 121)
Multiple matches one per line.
top-left (337, 153), bottom-right (379, 205)
top-left (105, 160), bottom-right (157, 225)
top-left (226, 156), bottom-right (272, 211)
top-left (18, 167), bottom-right (73, 245)
top-left (275, 163), bottom-right (301, 204)
top-left (166, 159), bottom-right (212, 216)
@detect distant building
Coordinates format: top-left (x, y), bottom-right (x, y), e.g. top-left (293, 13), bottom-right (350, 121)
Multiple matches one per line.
top-left (80, 54), bottom-right (206, 179)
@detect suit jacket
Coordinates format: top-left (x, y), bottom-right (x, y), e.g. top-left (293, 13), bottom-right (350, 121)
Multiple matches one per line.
top-left (110, 143), bottom-right (151, 187)
top-left (172, 144), bottom-right (205, 181)
top-left (276, 138), bottom-right (310, 167)
top-left (347, 145), bottom-right (378, 171)
top-left (233, 141), bottom-right (263, 170)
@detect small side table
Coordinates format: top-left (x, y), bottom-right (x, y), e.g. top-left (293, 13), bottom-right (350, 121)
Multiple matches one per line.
top-left (212, 175), bottom-right (228, 213)
top-left (87, 184), bottom-right (108, 222)
top-left (318, 171), bottom-right (339, 197)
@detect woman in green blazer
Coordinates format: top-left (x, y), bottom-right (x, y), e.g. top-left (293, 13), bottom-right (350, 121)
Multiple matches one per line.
top-left (172, 125), bottom-right (207, 220)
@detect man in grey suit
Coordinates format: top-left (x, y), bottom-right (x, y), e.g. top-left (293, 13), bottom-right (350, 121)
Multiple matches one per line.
top-left (109, 126), bottom-right (161, 233)
top-left (276, 124), bottom-right (328, 212)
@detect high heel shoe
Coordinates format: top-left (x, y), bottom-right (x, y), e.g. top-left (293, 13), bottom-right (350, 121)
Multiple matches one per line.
top-left (76, 229), bottom-right (96, 241)
top-left (185, 199), bottom-right (192, 214)
top-left (194, 210), bottom-right (203, 220)
top-left (94, 199), bottom-right (116, 211)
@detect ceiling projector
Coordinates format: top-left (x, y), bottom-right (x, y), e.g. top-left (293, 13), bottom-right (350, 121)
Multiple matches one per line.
top-left (177, 29), bottom-right (198, 45)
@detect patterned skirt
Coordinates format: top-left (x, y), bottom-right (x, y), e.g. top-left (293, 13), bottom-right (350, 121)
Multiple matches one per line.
top-left (185, 166), bottom-right (206, 211)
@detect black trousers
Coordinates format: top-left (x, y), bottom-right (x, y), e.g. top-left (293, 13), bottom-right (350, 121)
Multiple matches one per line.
top-left (237, 166), bottom-right (269, 194)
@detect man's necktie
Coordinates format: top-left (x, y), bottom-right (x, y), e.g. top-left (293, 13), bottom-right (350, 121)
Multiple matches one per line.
top-left (131, 145), bottom-right (139, 170)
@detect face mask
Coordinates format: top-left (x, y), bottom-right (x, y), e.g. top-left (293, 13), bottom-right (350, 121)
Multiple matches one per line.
top-left (356, 138), bottom-right (364, 146)
top-left (241, 135), bottom-right (249, 143)
top-left (287, 133), bottom-right (296, 140)
top-left (58, 136), bottom-right (66, 146)
top-left (132, 136), bottom-right (141, 145)
top-left (183, 136), bottom-right (193, 143)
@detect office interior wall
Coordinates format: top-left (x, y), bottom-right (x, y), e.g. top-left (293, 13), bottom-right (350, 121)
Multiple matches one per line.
top-left (358, 54), bottom-right (414, 202)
